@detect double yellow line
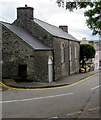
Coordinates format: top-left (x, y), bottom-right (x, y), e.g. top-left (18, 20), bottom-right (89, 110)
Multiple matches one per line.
top-left (0, 73), bottom-right (97, 91)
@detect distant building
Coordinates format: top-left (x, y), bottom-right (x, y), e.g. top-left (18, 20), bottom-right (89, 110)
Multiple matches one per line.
top-left (1, 5), bottom-right (80, 82)
top-left (90, 41), bottom-right (99, 70)
top-left (80, 38), bottom-right (89, 44)
top-left (80, 38), bottom-right (100, 70)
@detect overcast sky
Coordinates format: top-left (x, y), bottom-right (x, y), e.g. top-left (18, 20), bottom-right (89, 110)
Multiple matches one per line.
top-left (0, 0), bottom-right (99, 41)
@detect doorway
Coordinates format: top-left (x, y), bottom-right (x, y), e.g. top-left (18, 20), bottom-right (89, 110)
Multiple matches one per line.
top-left (18, 64), bottom-right (27, 80)
top-left (48, 56), bottom-right (53, 83)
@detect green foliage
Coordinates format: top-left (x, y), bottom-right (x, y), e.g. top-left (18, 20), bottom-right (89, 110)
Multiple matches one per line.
top-left (80, 44), bottom-right (95, 61)
top-left (80, 44), bottom-right (95, 68)
top-left (84, 2), bottom-right (101, 35)
top-left (56, 1), bottom-right (101, 35)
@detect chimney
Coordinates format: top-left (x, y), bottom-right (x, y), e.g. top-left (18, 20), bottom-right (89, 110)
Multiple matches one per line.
top-left (59, 25), bottom-right (68, 33)
top-left (17, 5), bottom-right (34, 20)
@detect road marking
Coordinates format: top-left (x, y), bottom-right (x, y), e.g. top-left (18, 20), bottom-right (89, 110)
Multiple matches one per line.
top-left (0, 93), bottom-right (74, 104)
top-left (0, 73), bottom-right (98, 91)
top-left (88, 107), bottom-right (100, 112)
top-left (91, 85), bottom-right (100, 90)
top-left (66, 107), bottom-right (100, 117)
top-left (67, 111), bottom-right (82, 116)
top-left (50, 117), bottom-right (58, 118)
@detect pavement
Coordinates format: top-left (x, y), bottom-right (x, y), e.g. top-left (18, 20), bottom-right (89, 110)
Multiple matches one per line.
top-left (2, 70), bottom-right (100, 89)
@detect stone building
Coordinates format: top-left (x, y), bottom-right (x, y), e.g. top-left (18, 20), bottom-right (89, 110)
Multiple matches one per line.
top-left (1, 5), bottom-right (80, 82)
top-left (80, 38), bottom-right (100, 70)
top-left (89, 40), bottom-right (100, 70)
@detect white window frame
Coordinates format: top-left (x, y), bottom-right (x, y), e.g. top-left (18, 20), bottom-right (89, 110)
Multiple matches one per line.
top-left (69, 45), bottom-right (72, 61)
top-left (75, 46), bottom-right (77, 59)
top-left (61, 42), bottom-right (65, 63)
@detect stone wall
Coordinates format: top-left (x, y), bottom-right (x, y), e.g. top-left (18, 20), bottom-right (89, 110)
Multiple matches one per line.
top-left (53, 37), bottom-right (69, 80)
top-left (13, 19), bottom-right (53, 48)
top-left (53, 37), bottom-right (80, 80)
top-left (0, 23), bottom-right (2, 82)
top-left (13, 19), bottom-right (80, 81)
top-left (2, 26), bottom-right (52, 82)
top-left (34, 51), bottom-right (53, 82)
top-left (8, 6), bottom-right (81, 82)
top-left (69, 41), bottom-right (80, 74)
top-left (2, 26), bottom-right (34, 80)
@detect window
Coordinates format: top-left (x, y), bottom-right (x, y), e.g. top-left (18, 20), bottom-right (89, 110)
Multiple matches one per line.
top-left (75, 46), bottom-right (77, 59)
top-left (61, 42), bottom-right (65, 63)
top-left (69, 45), bottom-right (72, 61)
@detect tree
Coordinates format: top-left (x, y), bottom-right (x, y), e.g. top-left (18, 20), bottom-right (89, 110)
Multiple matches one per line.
top-left (56, 1), bottom-right (101, 36)
top-left (80, 44), bottom-right (95, 68)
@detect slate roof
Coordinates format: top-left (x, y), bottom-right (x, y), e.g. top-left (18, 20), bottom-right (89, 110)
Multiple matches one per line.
top-left (34, 18), bottom-right (78, 41)
top-left (1, 22), bottom-right (52, 51)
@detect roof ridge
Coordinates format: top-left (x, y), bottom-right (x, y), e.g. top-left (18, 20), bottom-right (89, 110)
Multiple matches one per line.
top-left (34, 18), bottom-right (60, 29)
top-left (34, 18), bottom-right (71, 34)
top-left (34, 18), bottom-right (78, 41)
top-left (2, 22), bottom-right (52, 50)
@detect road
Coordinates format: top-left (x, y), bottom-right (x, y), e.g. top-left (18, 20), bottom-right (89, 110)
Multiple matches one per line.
top-left (1, 72), bottom-right (100, 119)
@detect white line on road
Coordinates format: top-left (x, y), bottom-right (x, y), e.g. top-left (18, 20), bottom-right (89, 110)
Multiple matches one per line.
top-left (66, 107), bottom-right (100, 117)
top-left (91, 85), bottom-right (100, 90)
top-left (50, 117), bottom-right (58, 118)
top-left (88, 107), bottom-right (100, 112)
top-left (66, 111), bottom-right (82, 116)
top-left (0, 93), bottom-right (74, 104)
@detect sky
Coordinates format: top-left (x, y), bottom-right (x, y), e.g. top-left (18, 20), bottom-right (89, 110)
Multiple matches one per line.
top-left (0, 0), bottom-right (99, 41)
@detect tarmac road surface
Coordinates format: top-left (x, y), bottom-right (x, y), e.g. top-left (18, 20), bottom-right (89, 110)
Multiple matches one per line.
top-left (1, 72), bottom-right (100, 119)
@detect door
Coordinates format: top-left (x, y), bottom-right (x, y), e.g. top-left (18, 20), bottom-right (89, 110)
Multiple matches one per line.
top-left (18, 64), bottom-right (27, 79)
top-left (48, 56), bottom-right (53, 83)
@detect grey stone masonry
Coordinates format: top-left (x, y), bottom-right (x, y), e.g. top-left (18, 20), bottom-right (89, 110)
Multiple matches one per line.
top-left (2, 5), bottom-right (80, 82)
top-left (2, 26), bottom-right (52, 82)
